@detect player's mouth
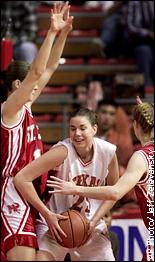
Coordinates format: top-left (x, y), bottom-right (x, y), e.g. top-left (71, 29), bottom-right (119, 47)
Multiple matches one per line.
top-left (74, 139), bottom-right (84, 143)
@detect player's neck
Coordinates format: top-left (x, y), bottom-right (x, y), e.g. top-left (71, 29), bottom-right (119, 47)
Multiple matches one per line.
top-left (142, 140), bottom-right (154, 147)
top-left (76, 147), bottom-right (94, 163)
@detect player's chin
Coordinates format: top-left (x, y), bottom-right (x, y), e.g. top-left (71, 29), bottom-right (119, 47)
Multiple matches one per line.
top-left (73, 141), bottom-right (85, 148)
top-left (28, 98), bottom-right (33, 103)
top-left (29, 94), bottom-right (35, 102)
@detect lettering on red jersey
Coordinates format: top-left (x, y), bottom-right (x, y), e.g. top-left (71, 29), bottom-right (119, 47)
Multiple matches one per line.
top-left (27, 124), bottom-right (41, 143)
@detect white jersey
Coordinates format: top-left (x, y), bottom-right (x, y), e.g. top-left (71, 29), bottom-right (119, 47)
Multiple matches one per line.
top-left (36, 137), bottom-right (116, 261)
top-left (45, 137), bottom-right (116, 222)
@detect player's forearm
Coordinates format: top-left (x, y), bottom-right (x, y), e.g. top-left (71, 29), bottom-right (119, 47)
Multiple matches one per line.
top-left (74, 185), bottom-right (119, 201)
top-left (31, 30), bottom-right (57, 77)
top-left (46, 30), bottom-right (69, 71)
top-left (91, 200), bottom-right (116, 226)
top-left (14, 179), bottom-right (51, 219)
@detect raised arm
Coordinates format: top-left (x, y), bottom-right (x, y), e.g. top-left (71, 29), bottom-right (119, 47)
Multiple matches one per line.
top-left (30, 2), bottom-right (74, 102)
top-left (2, 2), bottom-right (73, 122)
top-left (3, 29), bottom-right (56, 118)
top-left (48, 152), bottom-right (146, 201)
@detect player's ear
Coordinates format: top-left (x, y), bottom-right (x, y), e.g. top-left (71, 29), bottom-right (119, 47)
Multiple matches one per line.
top-left (92, 124), bottom-right (98, 135)
top-left (12, 79), bottom-right (21, 91)
top-left (133, 120), bottom-right (138, 129)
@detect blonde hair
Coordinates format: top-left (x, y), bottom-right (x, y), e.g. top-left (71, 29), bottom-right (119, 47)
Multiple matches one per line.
top-left (133, 103), bottom-right (154, 136)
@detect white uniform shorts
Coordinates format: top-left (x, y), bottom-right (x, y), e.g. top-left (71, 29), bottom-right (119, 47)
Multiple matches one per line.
top-left (36, 222), bottom-right (115, 261)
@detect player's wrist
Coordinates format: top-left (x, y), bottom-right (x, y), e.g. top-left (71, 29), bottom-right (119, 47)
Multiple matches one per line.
top-left (41, 206), bottom-right (51, 219)
top-left (47, 29), bottom-right (57, 37)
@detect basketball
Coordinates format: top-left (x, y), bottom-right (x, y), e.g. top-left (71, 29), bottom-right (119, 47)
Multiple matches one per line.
top-left (57, 209), bottom-right (89, 248)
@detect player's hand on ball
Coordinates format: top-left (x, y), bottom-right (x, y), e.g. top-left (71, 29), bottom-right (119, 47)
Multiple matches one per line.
top-left (47, 176), bottom-right (76, 195)
top-left (45, 211), bottom-right (68, 242)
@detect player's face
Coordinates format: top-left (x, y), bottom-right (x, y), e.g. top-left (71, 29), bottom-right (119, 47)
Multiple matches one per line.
top-left (69, 116), bottom-right (97, 150)
top-left (97, 105), bottom-right (116, 132)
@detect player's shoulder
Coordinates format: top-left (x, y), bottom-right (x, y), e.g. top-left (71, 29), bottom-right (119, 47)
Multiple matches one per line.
top-left (94, 137), bottom-right (116, 151)
top-left (53, 138), bottom-right (71, 150)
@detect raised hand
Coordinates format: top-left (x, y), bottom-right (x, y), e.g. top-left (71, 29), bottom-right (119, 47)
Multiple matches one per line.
top-left (50, 1), bottom-right (73, 33)
top-left (47, 176), bottom-right (76, 195)
top-left (136, 95), bottom-right (142, 104)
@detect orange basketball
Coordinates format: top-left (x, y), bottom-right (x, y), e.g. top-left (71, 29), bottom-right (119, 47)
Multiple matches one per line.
top-left (57, 209), bottom-right (89, 248)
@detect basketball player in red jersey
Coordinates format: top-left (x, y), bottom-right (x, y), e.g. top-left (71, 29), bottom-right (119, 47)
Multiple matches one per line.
top-left (47, 97), bottom-right (154, 261)
top-left (1, 2), bottom-right (73, 261)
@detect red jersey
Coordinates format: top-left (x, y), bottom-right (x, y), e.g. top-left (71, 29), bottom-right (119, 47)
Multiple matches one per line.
top-left (1, 104), bottom-right (47, 254)
top-left (1, 104), bottom-right (47, 197)
top-left (135, 142), bottom-right (154, 230)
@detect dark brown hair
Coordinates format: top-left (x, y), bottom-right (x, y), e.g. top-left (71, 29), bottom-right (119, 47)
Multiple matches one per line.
top-left (70, 108), bottom-right (97, 126)
top-left (1, 60), bottom-right (30, 102)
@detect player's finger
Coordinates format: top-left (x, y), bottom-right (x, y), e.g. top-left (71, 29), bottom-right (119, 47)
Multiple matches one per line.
top-left (57, 3), bottom-right (62, 13)
top-left (49, 227), bottom-right (56, 241)
top-left (47, 185), bottom-right (61, 190)
top-left (53, 2), bottom-right (57, 13)
top-left (56, 224), bottom-right (67, 238)
top-left (51, 9), bottom-right (54, 16)
top-left (63, 5), bottom-right (70, 21)
top-left (61, 1), bottom-right (69, 15)
top-left (49, 190), bottom-right (62, 194)
top-left (53, 227), bottom-right (63, 242)
top-left (50, 176), bottom-right (64, 182)
top-left (47, 179), bottom-right (61, 184)
top-left (57, 214), bottom-right (68, 220)
top-left (47, 180), bottom-right (61, 184)
top-left (67, 16), bottom-right (74, 25)
top-left (47, 183), bottom-right (61, 189)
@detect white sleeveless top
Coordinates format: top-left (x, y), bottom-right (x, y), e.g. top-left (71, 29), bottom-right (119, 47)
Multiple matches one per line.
top-left (46, 137), bottom-right (116, 222)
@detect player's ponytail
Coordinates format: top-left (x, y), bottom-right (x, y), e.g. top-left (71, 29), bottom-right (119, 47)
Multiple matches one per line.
top-left (133, 102), bottom-right (154, 138)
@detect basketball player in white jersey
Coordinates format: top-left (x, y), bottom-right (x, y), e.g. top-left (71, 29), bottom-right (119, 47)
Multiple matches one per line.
top-left (1, 2), bottom-right (73, 261)
top-left (47, 97), bottom-right (154, 262)
top-left (14, 107), bottom-right (119, 261)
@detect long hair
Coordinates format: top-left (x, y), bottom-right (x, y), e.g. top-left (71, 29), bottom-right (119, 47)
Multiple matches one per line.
top-left (1, 60), bottom-right (30, 103)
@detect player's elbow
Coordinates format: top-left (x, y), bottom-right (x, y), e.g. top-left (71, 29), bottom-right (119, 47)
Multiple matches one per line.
top-left (47, 63), bottom-right (58, 74)
top-left (30, 64), bottom-right (45, 79)
top-left (110, 188), bottom-right (121, 201)
top-left (34, 68), bottom-right (45, 78)
top-left (13, 174), bottom-right (22, 190)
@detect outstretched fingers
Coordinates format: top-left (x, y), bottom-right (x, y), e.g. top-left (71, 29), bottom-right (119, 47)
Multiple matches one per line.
top-left (53, 2), bottom-right (64, 14)
top-left (63, 4), bottom-right (70, 21)
top-left (61, 1), bottom-right (69, 16)
top-left (53, 2), bottom-right (57, 14)
top-left (47, 178), bottom-right (62, 193)
top-left (47, 180), bottom-right (62, 187)
top-left (50, 176), bottom-right (64, 182)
